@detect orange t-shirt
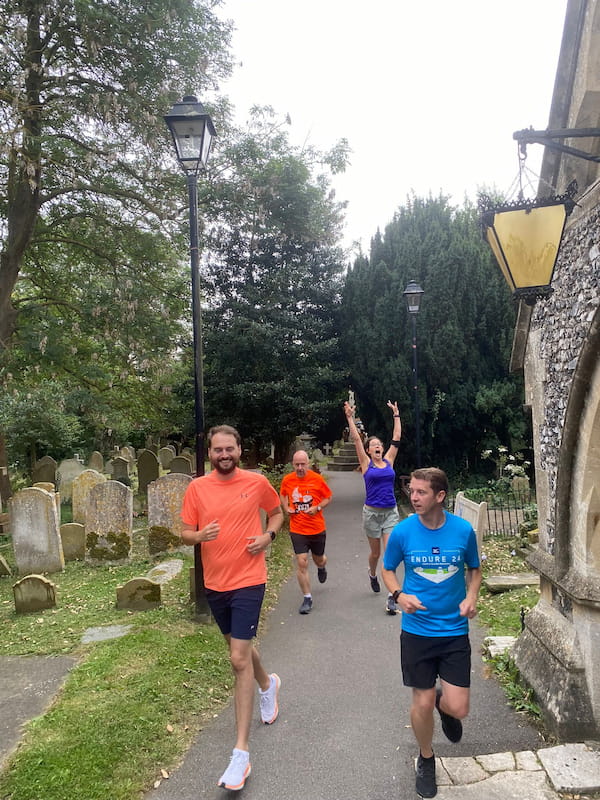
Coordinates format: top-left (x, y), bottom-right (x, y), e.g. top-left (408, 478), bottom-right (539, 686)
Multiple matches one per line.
top-left (279, 469), bottom-right (332, 535)
top-left (180, 468), bottom-right (281, 592)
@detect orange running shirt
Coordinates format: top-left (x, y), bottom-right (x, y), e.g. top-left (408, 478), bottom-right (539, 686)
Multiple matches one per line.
top-left (279, 470), bottom-right (332, 535)
top-left (181, 468), bottom-right (280, 592)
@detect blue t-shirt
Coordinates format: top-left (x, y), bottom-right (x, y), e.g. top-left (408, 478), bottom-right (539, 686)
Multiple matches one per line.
top-left (364, 459), bottom-right (396, 507)
top-left (383, 510), bottom-right (480, 637)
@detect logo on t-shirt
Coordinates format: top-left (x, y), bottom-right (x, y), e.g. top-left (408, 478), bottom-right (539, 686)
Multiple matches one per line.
top-left (292, 486), bottom-right (313, 511)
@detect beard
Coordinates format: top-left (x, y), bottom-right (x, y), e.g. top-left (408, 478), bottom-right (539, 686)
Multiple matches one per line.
top-left (211, 456), bottom-right (239, 475)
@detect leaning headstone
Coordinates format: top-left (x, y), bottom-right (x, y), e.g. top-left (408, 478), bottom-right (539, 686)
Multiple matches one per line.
top-left (146, 559), bottom-right (183, 584)
top-left (32, 483), bottom-right (61, 515)
top-left (10, 487), bottom-right (64, 575)
top-left (60, 523), bottom-right (86, 562)
top-left (169, 455), bottom-right (192, 475)
top-left (56, 458), bottom-right (86, 501)
top-left (72, 469), bottom-right (106, 524)
top-left (13, 574), bottom-right (57, 613)
top-left (158, 447), bottom-right (175, 469)
top-left (0, 554), bottom-right (12, 576)
top-left (147, 473), bottom-right (192, 554)
top-left (85, 480), bottom-right (133, 563)
top-left (88, 451), bottom-right (104, 473)
top-left (137, 449), bottom-right (160, 495)
top-left (32, 456), bottom-right (57, 487)
top-left (116, 577), bottom-right (161, 610)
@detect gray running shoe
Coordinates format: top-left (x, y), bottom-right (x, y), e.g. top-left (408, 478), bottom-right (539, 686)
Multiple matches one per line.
top-left (299, 596), bottom-right (313, 614)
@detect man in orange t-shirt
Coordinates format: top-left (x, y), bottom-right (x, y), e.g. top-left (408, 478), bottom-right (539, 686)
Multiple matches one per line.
top-left (181, 425), bottom-right (283, 792)
top-left (279, 450), bottom-right (333, 615)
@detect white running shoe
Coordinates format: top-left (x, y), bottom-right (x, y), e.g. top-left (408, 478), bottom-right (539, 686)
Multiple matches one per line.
top-left (218, 748), bottom-right (251, 791)
top-left (259, 672), bottom-right (281, 724)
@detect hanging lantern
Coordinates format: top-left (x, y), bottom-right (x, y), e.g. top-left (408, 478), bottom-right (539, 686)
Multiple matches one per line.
top-left (479, 181), bottom-right (577, 305)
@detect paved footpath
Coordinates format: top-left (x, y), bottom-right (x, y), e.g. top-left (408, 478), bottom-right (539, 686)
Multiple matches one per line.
top-left (148, 469), bottom-right (600, 800)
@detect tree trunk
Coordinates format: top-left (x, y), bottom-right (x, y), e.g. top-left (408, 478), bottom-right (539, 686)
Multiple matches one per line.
top-left (0, 432), bottom-right (13, 503)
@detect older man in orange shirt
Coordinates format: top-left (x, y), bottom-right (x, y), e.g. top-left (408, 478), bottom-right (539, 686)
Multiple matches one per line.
top-left (280, 450), bottom-right (333, 614)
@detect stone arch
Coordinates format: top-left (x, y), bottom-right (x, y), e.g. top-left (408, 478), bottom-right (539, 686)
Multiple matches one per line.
top-left (555, 302), bottom-right (600, 580)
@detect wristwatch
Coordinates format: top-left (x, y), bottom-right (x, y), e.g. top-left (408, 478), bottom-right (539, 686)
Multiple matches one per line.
top-left (392, 589), bottom-right (401, 603)
top-left (267, 530), bottom-right (276, 541)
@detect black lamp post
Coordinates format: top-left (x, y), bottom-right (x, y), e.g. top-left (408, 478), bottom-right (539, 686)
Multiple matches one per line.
top-left (164, 95), bottom-right (215, 619)
top-left (403, 281), bottom-right (424, 467)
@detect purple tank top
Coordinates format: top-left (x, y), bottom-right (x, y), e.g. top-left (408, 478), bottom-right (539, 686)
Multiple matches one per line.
top-left (364, 459), bottom-right (396, 507)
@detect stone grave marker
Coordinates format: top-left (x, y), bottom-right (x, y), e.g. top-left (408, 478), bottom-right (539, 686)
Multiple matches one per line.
top-left (147, 473), bottom-right (192, 554)
top-left (88, 451), bottom-right (104, 473)
top-left (32, 482), bottom-right (61, 514)
top-left (56, 458), bottom-right (86, 501)
top-left (72, 469), bottom-right (106, 524)
top-left (169, 455), bottom-right (192, 476)
top-left (116, 577), bottom-right (161, 610)
top-left (158, 447), bottom-right (175, 469)
top-left (85, 480), bottom-right (133, 563)
top-left (137, 449), bottom-right (160, 495)
top-left (60, 523), bottom-right (86, 561)
top-left (32, 455), bottom-right (57, 487)
top-left (10, 487), bottom-right (64, 575)
top-left (13, 574), bottom-right (57, 613)
top-left (110, 456), bottom-right (130, 483)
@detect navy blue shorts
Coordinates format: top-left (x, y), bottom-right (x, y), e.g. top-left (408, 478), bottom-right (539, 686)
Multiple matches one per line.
top-left (205, 584), bottom-right (265, 640)
top-left (400, 630), bottom-right (471, 689)
top-left (289, 531), bottom-right (326, 556)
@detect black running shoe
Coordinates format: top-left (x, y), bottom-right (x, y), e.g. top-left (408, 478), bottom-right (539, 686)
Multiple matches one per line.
top-left (436, 688), bottom-right (463, 742)
top-left (317, 567), bottom-right (327, 583)
top-left (415, 753), bottom-right (437, 798)
top-left (369, 573), bottom-right (380, 593)
top-left (299, 596), bottom-right (313, 614)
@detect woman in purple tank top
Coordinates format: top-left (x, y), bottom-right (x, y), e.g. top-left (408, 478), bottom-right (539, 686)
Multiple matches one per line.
top-left (343, 399), bottom-right (402, 615)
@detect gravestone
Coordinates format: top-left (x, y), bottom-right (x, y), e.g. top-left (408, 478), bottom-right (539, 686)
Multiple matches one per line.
top-left (120, 446), bottom-right (136, 464)
top-left (110, 456), bottom-right (130, 482)
top-left (10, 487), bottom-right (64, 575)
top-left (147, 473), bottom-right (192, 554)
top-left (60, 523), bottom-right (86, 561)
top-left (88, 451), bottom-right (104, 473)
top-left (32, 483), bottom-right (61, 514)
top-left (56, 458), bottom-right (86, 501)
top-left (116, 577), bottom-right (161, 610)
top-left (158, 447), bottom-right (175, 469)
top-left (85, 480), bottom-right (133, 563)
top-left (72, 469), bottom-right (106, 524)
top-left (13, 574), bottom-right (57, 613)
top-left (169, 455), bottom-right (192, 475)
top-left (32, 456), bottom-right (57, 487)
top-left (137, 449), bottom-right (160, 495)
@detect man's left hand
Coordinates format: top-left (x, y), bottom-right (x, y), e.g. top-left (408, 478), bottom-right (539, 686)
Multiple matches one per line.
top-left (246, 533), bottom-right (270, 555)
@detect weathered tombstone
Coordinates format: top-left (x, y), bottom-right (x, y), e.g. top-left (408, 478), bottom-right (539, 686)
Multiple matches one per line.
top-left (56, 458), bottom-right (86, 501)
top-left (88, 451), bottom-right (104, 473)
top-left (85, 480), bottom-right (133, 563)
top-left (10, 487), bottom-right (64, 575)
top-left (13, 574), bottom-right (57, 613)
top-left (120, 446), bottom-right (136, 464)
top-left (60, 522), bottom-right (86, 561)
top-left (169, 455), bottom-right (192, 475)
top-left (116, 577), bottom-right (161, 610)
top-left (32, 455), bottom-right (57, 487)
top-left (148, 444), bottom-right (158, 455)
top-left (147, 473), bottom-right (192, 554)
top-left (110, 456), bottom-right (130, 482)
top-left (32, 482), bottom-right (61, 515)
top-left (158, 447), bottom-right (175, 469)
top-left (72, 469), bottom-right (106, 524)
top-left (137, 449), bottom-right (160, 495)
top-left (0, 554), bottom-right (12, 576)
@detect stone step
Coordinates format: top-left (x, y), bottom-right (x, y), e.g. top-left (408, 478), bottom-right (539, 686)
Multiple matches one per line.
top-left (484, 573), bottom-right (540, 593)
top-left (327, 463), bottom-right (359, 471)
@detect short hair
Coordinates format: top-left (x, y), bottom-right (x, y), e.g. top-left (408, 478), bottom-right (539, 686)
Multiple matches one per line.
top-left (207, 425), bottom-right (241, 448)
top-left (365, 436), bottom-right (383, 451)
top-left (411, 467), bottom-right (449, 496)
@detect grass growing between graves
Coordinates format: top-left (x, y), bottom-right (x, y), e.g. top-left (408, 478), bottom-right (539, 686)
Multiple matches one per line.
top-left (0, 526), bottom-right (294, 800)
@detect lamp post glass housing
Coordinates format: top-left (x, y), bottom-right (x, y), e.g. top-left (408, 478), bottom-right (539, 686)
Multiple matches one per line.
top-left (164, 95), bottom-right (215, 620)
top-left (403, 281), bottom-right (424, 467)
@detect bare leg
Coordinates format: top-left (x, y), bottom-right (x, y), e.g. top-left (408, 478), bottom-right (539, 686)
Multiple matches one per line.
top-left (311, 552), bottom-right (327, 569)
top-left (439, 679), bottom-right (470, 719)
top-left (410, 686), bottom-right (436, 758)
top-left (227, 637), bottom-right (270, 752)
top-left (367, 536), bottom-right (381, 575)
top-left (295, 553), bottom-right (311, 595)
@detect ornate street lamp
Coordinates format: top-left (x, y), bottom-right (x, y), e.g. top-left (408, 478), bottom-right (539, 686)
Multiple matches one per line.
top-left (403, 281), bottom-right (424, 467)
top-left (479, 182), bottom-right (577, 305)
top-left (164, 95), bottom-right (216, 619)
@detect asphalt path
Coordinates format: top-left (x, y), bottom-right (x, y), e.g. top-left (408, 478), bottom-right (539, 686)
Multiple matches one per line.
top-left (149, 468), bottom-right (544, 800)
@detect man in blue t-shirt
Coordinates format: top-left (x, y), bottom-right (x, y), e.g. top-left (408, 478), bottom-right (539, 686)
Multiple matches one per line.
top-left (382, 468), bottom-right (481, 799)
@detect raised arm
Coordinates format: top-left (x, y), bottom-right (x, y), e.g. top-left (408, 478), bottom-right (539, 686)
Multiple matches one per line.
top-left (384, 400), bottom-right (402, 465)
top-left (343, 401), bottom-right (370, 473)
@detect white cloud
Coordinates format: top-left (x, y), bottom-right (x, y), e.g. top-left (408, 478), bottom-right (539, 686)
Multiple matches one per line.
top-left (216, 0), bottom-right (567, 252)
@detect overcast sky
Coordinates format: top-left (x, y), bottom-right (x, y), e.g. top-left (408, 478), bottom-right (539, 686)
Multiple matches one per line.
top-left (215, 1), bottom-right (568, 253)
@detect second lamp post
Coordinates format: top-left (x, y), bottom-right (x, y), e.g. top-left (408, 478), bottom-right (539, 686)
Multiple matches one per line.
top-left (403, 280), bottom-right (424, 468)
